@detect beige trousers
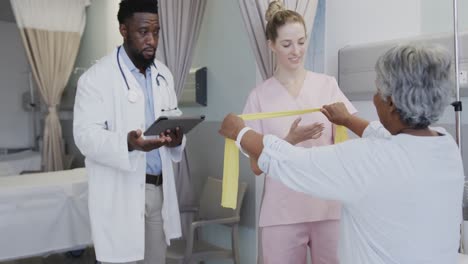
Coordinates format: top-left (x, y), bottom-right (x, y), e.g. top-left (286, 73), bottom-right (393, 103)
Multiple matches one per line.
top-left (102, 184), bottom-right (166, 264)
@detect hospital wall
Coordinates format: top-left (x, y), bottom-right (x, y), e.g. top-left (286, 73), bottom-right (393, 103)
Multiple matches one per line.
top-left (324, 0), bottom-right (422, 129)
top-left (74, 0), bottom-right (120, 69)
top-left (183, 0), bottom-right (257, 203)
top-left (0, 21), bottom-right (34, 149)
top-left (421, 0), bottom-right (468, 34)
top-left (181, 0), bottom-right (258, 263)
top-left (324, 0), bottom-right (422, 78)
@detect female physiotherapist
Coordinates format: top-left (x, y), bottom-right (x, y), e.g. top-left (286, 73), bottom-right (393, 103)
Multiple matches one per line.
top-left (221, 44), bottom-right (464, 264)
top-left (242, 1), bottom-right (356, 263)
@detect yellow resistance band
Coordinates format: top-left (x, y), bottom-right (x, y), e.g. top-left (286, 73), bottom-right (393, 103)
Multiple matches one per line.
top-left (221, 108), bottom-right (348, 209)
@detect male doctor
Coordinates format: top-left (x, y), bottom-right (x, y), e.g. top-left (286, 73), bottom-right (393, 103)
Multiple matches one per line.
top-left (73, 0), bottom-right (185, 263)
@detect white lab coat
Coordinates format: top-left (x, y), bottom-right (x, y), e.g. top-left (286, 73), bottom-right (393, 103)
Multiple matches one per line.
top-left (73, 47), bottom-right (185, 262)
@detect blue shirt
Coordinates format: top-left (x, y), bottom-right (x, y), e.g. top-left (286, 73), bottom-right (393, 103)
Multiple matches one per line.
top-left (120, 47), bottom-right (162, 175)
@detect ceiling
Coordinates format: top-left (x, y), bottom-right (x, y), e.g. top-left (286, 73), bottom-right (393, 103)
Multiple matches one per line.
top-left (0, 0), bottom-right (16, 23)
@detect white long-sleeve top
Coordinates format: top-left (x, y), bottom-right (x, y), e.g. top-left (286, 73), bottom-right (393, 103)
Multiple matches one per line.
top-left (258, 121), bottom-right (464, 264)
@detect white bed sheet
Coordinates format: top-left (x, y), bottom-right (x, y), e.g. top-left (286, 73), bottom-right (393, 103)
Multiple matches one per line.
top-left (0, 150), bottom-right (42, 177)
top-left (0, 168), bottom-right (91, 261)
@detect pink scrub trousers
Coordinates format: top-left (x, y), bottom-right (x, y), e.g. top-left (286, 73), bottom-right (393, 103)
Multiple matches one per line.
top-left (261, 220), bottom-right (340, 264)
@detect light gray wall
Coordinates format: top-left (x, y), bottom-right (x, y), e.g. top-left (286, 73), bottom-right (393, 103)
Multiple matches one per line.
top-left (0, 21), bottom-right (33, 149)
top-left (64, 0), bottom-right (120, 110)
top-left (325, 0), bottom-right (421, 78)
top-left (0, 0), bottom-right (15, 23)
top-left (180, 0), bottom-right (256, 121)
top-left (180, 0), bottom-right (257, 263)
top-left (74, 0), bottom-right (120, 70)
top-left (421, 0), bottom-right (468, 34)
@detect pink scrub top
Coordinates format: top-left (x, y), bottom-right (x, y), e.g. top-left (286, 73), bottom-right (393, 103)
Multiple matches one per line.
top-left (243, 71), bottom-right (357, 227)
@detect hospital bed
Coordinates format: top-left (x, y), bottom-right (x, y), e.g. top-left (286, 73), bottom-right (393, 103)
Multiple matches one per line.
top-left (0, 168), bottom-right (91, 261)
top-left (0, 150), bottom-right (41, 177)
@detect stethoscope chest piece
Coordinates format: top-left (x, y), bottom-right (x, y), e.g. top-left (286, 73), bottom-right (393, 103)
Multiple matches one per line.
top-left (127, 90), bottom-right (139, 103)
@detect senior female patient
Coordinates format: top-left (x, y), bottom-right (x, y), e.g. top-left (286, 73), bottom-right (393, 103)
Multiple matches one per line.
top-left (220, 44), bottom-right (464, 264)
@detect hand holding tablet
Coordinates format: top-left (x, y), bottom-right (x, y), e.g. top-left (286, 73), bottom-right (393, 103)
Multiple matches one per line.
top-left (144, 115), bottom-right (205, 136)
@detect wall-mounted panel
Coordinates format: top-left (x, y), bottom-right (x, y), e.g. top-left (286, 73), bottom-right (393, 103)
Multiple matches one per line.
top-left (338, 31), bottom-right (468, 100)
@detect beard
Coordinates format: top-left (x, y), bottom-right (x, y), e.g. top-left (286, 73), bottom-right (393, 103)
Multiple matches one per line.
top-left (126, 37), bottom-right (155, 70)
top-left (133, 50), bottom-right (155, 69)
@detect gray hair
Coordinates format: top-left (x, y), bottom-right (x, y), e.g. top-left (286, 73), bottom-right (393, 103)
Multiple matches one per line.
top-left (375, 44), bottom-right (454, 128)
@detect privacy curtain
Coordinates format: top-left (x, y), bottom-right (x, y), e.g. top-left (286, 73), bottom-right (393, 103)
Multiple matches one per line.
top-left (10, 0), bottom-right (90, 171)
top-left (238, 0), bottom-right (318, 80)
top-left (157, 0), bottom-right (207, 98)
top-left (157, 0), bottom-right (207, 237)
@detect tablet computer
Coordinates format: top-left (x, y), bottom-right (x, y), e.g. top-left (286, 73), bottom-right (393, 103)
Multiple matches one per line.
top-left (144, 115), bottom-right (205, 136)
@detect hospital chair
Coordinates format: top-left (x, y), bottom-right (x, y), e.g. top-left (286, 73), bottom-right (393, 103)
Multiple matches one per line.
top-left (166, 177), bottom-right (247, 264)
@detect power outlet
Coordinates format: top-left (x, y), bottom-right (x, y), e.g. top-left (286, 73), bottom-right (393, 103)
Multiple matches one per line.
top-left (460, 70), bottom-right (468, 88)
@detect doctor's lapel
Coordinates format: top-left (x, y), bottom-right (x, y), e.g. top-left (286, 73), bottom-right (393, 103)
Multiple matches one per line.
top-left (150, 64), bottom-right (163, 118)
top-left (150, 63), bottom-right (181, 118)
top-left (117, 52), bottom-right (145, 130)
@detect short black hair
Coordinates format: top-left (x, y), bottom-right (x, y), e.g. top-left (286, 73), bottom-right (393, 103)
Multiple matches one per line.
top-left (117, 0), bottom-right (158, 24)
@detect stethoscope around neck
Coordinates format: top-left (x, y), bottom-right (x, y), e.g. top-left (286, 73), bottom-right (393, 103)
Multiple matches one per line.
top-left (116, 46), bottom-right (168, 103)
